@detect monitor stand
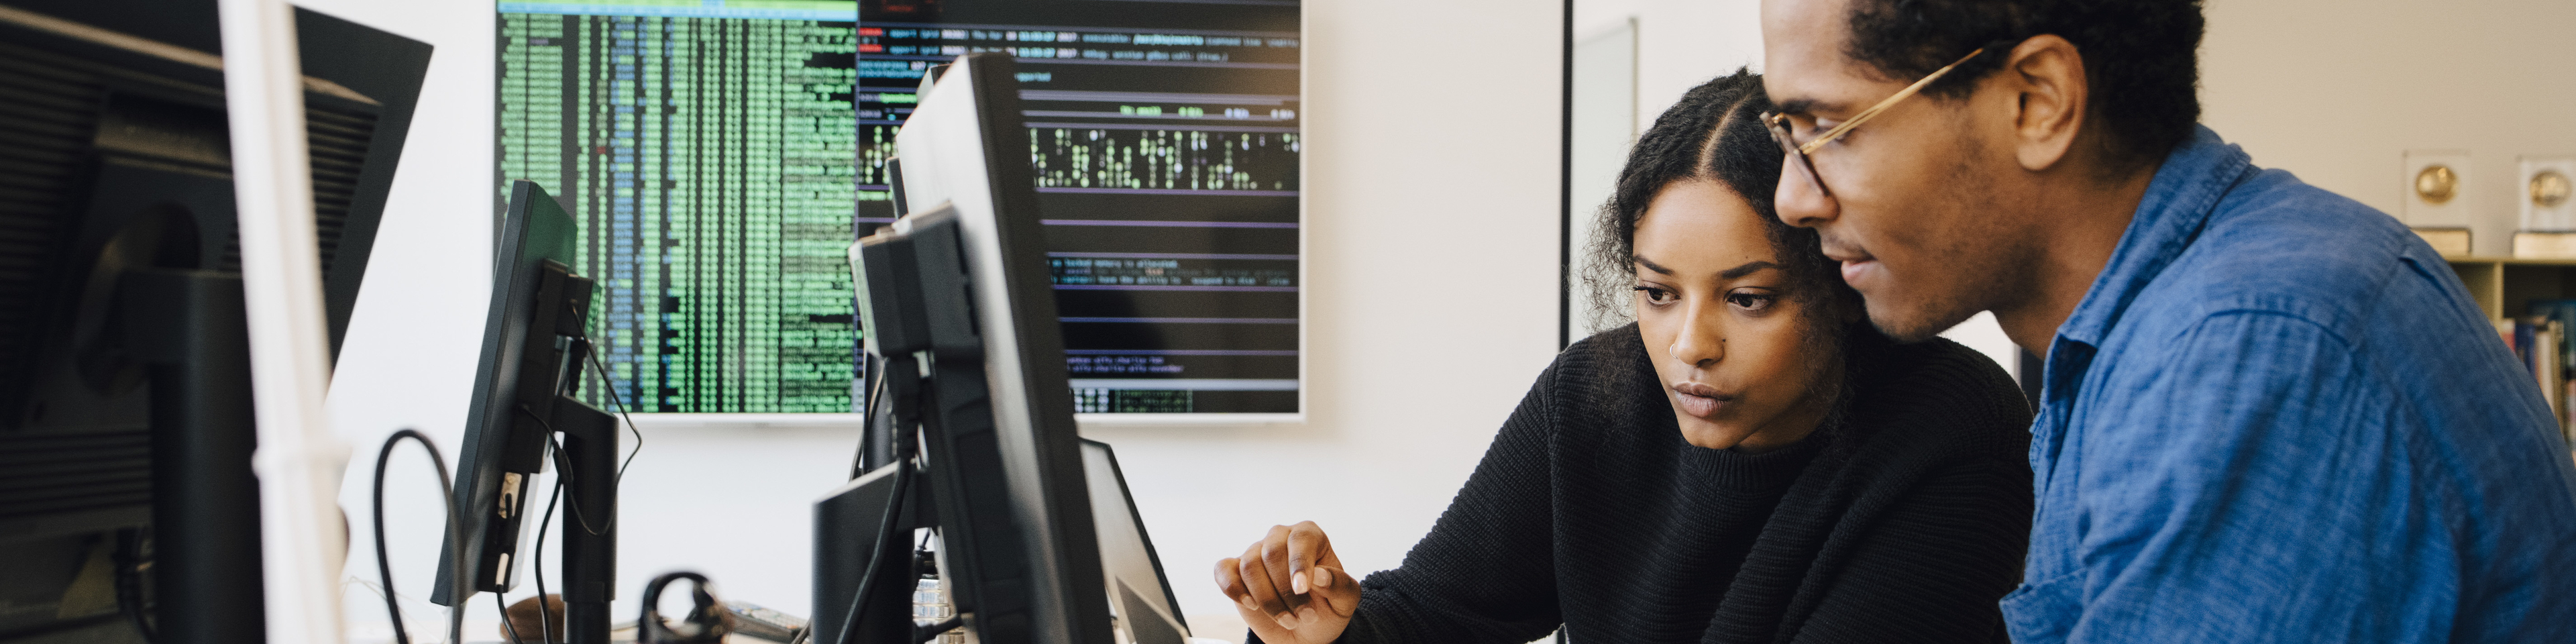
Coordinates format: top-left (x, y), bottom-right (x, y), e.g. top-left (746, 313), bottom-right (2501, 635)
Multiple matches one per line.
top-left (546, 386), bottom-right (617, 644)
top-left (814, 354), bottom-right (938, 644)
top-left (813, 458), bottom-right (933, 644)
top-left (532, 263), bottom-right (620, 644)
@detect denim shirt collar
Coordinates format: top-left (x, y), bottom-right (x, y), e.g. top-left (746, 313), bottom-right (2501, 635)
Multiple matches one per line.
top-left (2052, 125), bottom-right (2255, 350)
top-left (2033, 126), bottom-right (2258, 483)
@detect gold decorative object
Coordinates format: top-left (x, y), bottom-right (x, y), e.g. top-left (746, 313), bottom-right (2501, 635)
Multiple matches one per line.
top-left (2522, 157), bottom-right (2576, 232)
top-left (2416, 164), bottom-right (2459, 205)
top-left (2406, 150), bottom-right (2472, 227)
top-left (2534, 170), bottom-right (2571, 209)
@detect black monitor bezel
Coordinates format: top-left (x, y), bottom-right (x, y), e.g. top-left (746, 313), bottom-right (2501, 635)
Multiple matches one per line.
top-left (896, 53), bottom-right (1114, 644)
top-left (433, 179), bottom-right (581, 604)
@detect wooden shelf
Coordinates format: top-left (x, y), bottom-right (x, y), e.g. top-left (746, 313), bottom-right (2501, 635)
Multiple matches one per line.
top-left (2449, 256), bottom-right (2576, 443)
top-left (2446, 256), bottom-right (2576, 320)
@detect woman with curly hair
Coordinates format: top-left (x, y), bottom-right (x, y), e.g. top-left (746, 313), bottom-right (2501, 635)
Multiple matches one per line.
top-left (1214, 70), bottom-right (2034, 643)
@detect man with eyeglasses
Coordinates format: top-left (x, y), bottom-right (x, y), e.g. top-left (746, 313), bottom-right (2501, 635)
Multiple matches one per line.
top-left (1758, 0), bottom-right (2576, 641)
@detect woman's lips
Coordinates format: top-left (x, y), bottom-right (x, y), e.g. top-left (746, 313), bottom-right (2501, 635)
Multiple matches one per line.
top-left (1670, 382), bottom-right (1735, 419)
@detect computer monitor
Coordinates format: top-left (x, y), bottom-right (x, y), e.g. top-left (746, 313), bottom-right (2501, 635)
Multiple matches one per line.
top-left (900, 51), bottom-right (1112, 644)
top-left (0, 3), bottom-right (427, 643)
top-left (432, 180), bottom-right (625, 644)
top-left (1078, 439), bottom-right (1190, 644)
top-left (860, 0), bottom-right (1305, 419)
top-left (815, 53), bottom-right (1112, 644)
top-left (498, 0), bottom-right (1311, 423)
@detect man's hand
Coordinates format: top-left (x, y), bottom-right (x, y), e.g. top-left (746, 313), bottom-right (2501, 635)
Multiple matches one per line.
top-left (1214, 521), bottom-right (1360, 644)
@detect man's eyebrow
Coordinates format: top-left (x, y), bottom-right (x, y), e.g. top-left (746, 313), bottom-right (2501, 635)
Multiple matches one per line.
top-left (1720, 260), bottom-right (1783, 280)
top-left (1634, 254), bottom-right (1674, 276)
top-left (1770, 97), bottom-right (1836, 116)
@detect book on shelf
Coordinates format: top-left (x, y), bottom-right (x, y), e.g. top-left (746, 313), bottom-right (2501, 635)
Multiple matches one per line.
top-left (2510, 302), bottom-right (2576, 445)
top-left (2513, 231), bottom-right (2576, 259)
top-left (2412, 227), bottom-right (2471, 256)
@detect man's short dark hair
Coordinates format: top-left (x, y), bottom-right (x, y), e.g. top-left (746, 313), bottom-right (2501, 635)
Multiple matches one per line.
top-left (1842, 0), bottom-right (2205, 169)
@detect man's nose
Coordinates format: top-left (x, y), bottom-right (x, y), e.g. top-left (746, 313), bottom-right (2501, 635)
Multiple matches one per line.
top-left (1774, 154), bottom-right (1837, 229)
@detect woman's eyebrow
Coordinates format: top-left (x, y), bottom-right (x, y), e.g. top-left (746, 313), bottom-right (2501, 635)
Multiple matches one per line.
top-left (1634, 254), bottom-right (1675, 276)
top-left (1720, 260), bottom-right (1783, 280)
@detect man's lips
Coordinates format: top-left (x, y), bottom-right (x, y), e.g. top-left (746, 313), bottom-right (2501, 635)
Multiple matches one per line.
top-left (1819, 239), bottom-right (1872, 265)
top-left (1840, 258), bottom-right (1876, 284)
top-left (1670, 382), bottom-right (1735, 419)
top-left (1822, 244), bottom-right (1877, 285)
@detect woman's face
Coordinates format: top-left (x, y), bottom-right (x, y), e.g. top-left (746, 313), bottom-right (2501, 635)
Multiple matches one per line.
top-left (1632, 180), bottom-right (1839, 452)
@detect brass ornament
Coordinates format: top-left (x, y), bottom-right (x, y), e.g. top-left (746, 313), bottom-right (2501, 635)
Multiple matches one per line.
top-left (2416, 164), bottom-right (2459, 205)
top-left (2533, 170), bottom-right (2571, 209)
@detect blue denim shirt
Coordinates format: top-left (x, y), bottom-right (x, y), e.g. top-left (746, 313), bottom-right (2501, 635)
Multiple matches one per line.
top-left (2000, 126), bottom-right (2576, 642)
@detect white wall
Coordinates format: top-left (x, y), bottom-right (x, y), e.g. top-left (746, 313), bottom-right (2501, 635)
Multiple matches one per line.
top-left (318, 0), bottom-right (1562, 641)
top-left (297, 0), bottom-right (504, 639)
top-left (2199, 0), bottom-right (2576, 258)
top-left (1572, 0), bottom-right (1764, 135)
top-left (1565, 20), bottom-right (1638, 338)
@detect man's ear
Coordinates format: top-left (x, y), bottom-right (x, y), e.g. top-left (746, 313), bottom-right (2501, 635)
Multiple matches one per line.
top-left (1998, 34), bottom-right (2088, 172)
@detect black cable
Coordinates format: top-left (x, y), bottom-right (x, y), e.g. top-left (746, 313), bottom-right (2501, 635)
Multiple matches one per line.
top-left (513, 404), bottom-right (610, 538)
top-left (488, 302), bottom-right (640, 644)
top-left (564, 300), bottom-right (644, 490)
top-left (581, 338), bottom-right (644, 478)
top-left (912, 616), bottom-right (963, 644)
top-left (544, 433), bottom-right (611, 537)
top-left (577, 331), bottom-right (643, 500)
top-left (527, 301), bottom-right (643, 539)
top-left (851, 360), bottom-right (887, 479)
top-left (498, 590), bottom-right (527, 644)
top-left (373, 429), bottom-right (460, 644)
top-left (533, 472), bottom-right (564, 644)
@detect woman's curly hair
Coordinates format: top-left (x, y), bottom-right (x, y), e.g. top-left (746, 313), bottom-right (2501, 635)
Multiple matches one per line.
top-left (1581, 69), bottom-right (1884, 431)
top-left (1582, 68), bottom-right (1857, 339)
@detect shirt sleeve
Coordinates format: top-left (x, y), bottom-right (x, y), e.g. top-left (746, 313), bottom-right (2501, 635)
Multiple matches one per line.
top-left (1320, 366), bottom-right (1568, 644)
top-left (2029, 311), bottom-right (2462, 643)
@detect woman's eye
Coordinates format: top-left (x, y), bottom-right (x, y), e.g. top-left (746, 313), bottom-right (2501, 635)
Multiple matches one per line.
top-left (1727, 292), bottom-right (1776, 311)
top-left (1633, 285), bottom-right (1674, 304)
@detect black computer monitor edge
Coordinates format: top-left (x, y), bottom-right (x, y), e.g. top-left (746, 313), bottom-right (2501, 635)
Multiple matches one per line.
top-left (0, 4), bottom-right (426, 643)
top-left (436, 180), bottom-right (564, 601)
top-left (824, 52), bottom-right (1113, 644)
top-left (938, 52), bottom-right (1115, 644)
top-left (434, 182), bottom-right (623, 644)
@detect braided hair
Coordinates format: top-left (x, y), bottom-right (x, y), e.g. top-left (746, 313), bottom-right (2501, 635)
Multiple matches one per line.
top-left (1582, 68), bottom-right (1861, 340)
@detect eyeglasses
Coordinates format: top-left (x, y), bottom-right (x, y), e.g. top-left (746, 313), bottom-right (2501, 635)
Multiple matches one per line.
top-left (1762, 46), bottom-right (1992, 197)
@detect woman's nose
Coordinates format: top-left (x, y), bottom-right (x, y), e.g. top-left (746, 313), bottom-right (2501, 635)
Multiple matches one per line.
top-left (1666, 303), bottom-right (1723, 368)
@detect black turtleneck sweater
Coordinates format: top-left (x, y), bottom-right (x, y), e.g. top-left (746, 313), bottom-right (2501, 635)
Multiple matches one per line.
top-left (1281, 325), bottom-right (2033, 644)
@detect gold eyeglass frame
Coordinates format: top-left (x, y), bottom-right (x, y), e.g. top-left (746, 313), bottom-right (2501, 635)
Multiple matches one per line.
top-left (1764, 46), bottom-right (1992, 196)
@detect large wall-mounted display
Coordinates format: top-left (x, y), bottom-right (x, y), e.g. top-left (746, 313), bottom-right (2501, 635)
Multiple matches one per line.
top-left (498, 0), bottom-right (864, 414)
top-left (861, 0), bottom-right (1303, 416)
top-left (496, 0), bottom-right (1300, 417)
